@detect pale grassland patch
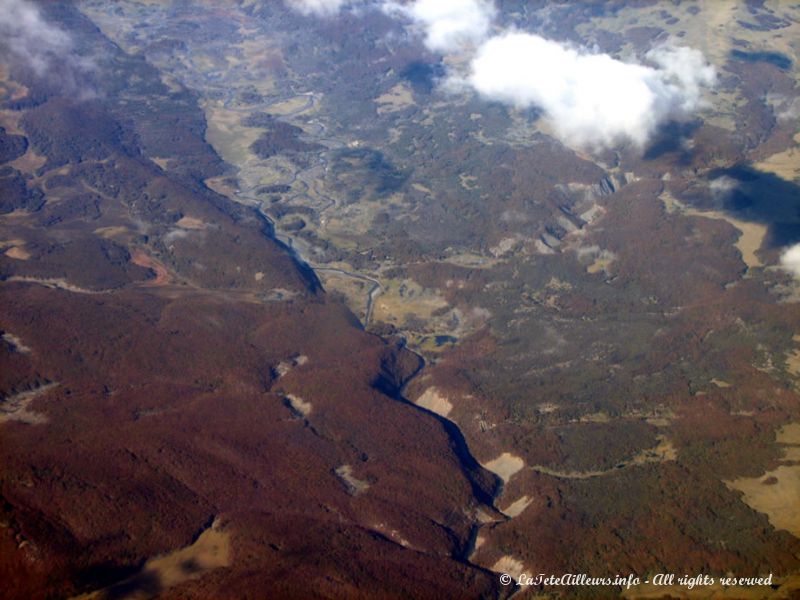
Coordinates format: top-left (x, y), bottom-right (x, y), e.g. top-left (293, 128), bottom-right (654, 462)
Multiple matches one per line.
top-left (0, 383), bottom-right (58, 425)
top-left (266, 95), bottom-right (315, 117)
top-left (372, 278), bottom-right (449, 327)
top-left (587, 250), bottom-right (617, 274)
top-left (6, 276), bottom-right (105, 294)
top-left (204, 176), bottom-right (239, 200)
top-left (10, 148), bottom-right (46, 175)
top-left (375, 83), bottom-right (415, 114)
top-left (491, 555), bottom-right (525, 579)
top-left (415, 387), bottom-right (453, 418)
top-left (755, 140), bottom-right (800, 182)
top-left (93, 226), bottom-right (131, 240)
top-left (502, 496), bottom-right (533, 518)
top-left (285, 394), bottom-right (312, 418)
top-left (661, 191), bottom-right (767, 269)
top-left (725, 422), bottom-right (800, 538)
top-left (0, 108), bottom-right (24, 135)
top-left (4, 246), bottom-right (30, 260)
top-left (73, 518), bottom-right (231, 600)
top-left (335, 465), bottom-right (370, 496)
top-left (459, 173), bottom-right (478, 190)
top-left (2, 332), bottom-right (31, 354)
top-left (489, 236), bottom-right (520, 258)
top-left (202, 102), bottom-right (262, 167)
top-left (176, 216), bottom-right (207, 230)
top-left (150, 156), bottom-right (170, 170)
top-left (483, 453), bottom-right (525, 483)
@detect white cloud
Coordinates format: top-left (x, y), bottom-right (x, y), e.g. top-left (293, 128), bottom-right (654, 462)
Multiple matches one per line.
top-left (0, 0), bottom-right (72, 76)
top-left (281, 0), bottom-right (715, 151)
top-left (646, 44), bottom-right (716, 112)
top-left (292, 0), bottom-right (495, 51)
top-left (386, 0), bottom-right (496, 52)
top-left (765, 93), bottom-right (800, 123)
top-left (285, 0), bottom-right (354, 17)
top-left (781, 244), bottom-right (800, 278)
top-left (462, 32), bottom-right (716, 150)
top-left (0, 0), bottom-right (95, 96)
top-left (708, 175), bottom-right (739, 203)
top-left (709, 176), bottom-right (738, 200)
top-left (777, 100), bottom-right (800, 122)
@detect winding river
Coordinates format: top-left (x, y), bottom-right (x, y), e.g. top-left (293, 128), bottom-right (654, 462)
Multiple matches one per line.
top-left (226, 92), bottom-right (384, 327)
top-left (227, 91), bottom-right (512, 589)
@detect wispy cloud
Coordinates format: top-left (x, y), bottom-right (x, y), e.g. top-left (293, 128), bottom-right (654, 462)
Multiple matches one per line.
top-left (284, 0), bottom-right (355, 17)
top-left (0, 0), bottom-right (95, 97)
top-left (765, 93), bottom-right (800, 123)
top-left (709, 176), bottom-right (738, 200)
top-left (385, 0), bottom-right (495, 52)
top-left (0, 0), bottom-right (71, 75)
top-left (781, 244), bottom-right (800, 278)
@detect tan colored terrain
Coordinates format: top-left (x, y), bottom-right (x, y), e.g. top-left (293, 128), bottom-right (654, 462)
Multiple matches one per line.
top-left (415, 387), bottom-right (454, 418)
top-left (334, 465), bottom-right (370, 496)
top-left (725, 423), bottom-right (800, 538)
top-left (284, 393), bottom-right (312, 418)
top-left (4, 246), bottom-right (30, 260)
top-left (482, 452), bottom-right (525, 483)
top-left (375, 83), bottom-right (415, 115)
top-left (756, 143), bottom-right (800, 182)
top-left (0, 383), bottom-right (58, 425)
top-left (175, 216), bottom-right (208, 230)
top-left (73, 519), bottom-right (231, 600)
top-left (131, 250), bottom-right (171, 286)
top-left (661, 191), bottom-right (767, 270)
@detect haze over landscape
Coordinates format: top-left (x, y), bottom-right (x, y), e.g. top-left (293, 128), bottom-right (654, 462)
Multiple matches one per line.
top-left (1, 0), bottom-right (800, 598)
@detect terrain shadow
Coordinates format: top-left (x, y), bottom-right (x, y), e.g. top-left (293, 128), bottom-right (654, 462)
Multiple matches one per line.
top-left (643, 120), bottom-right (701, 164)
top-left (706, 164), bottom-right (800, 249)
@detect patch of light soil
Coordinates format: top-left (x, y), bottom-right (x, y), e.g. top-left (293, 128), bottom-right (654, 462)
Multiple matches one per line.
top-left (6, 276), bottom-right (108, 294)
top-left (284, 394), bottom-right (312, 418)
top-left (335, 465), bottom-right (370, 496)
top-left (371, 522), bottom-right (411, 548)
top-left (491, 555), bottom-right (525, 580)
top-left (274, 355), bottom-right (308, 378)
top-left (755, 135), bottom-right (800, 182)
top-left (375, 83), bottom-right (415, 114)
top-left (661, 191), bottom-right (767, 270)
top-left (2, 332), bottom-right (31, 353)
top-left (4, 245), bottom-right (30, 260)
top-left (73, 517), bottom-right (231, 600)
top-left (502, 496), bottom-right (533, 518)
top-left (415, 387), bottom-right (453, 418)
top-left (725, 422), bottom-right (800, 538)
top-left (482, 452), bottom-right (525, 483)
top-left (175, 216), bottom-right (208, 230)
top-left (0, 383), bottom-right (58, 425)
